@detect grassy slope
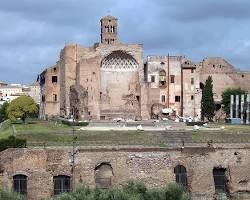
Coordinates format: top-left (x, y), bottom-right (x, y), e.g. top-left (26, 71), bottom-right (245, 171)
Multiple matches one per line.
top-left (1, 120), bottom-right (250, 146)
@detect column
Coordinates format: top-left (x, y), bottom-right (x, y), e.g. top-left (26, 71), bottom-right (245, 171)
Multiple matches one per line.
top-left (236, 95), bottom-right (239, 118)
top-left (247, 94), bottom-right (250, 124)
top-left (230, 95), bottom-right (234, 119)
top-left (241, 94), bottom-right (245, 124)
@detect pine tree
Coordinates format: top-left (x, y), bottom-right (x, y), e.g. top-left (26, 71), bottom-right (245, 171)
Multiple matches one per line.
top-left (201, 76), bottom-right (215, 121)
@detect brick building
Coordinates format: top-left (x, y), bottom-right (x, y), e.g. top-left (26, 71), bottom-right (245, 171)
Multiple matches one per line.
top-left (39, 16), bottom-right (250, 120)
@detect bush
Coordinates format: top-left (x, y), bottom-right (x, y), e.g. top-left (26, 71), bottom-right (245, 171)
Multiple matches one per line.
top-left (0, 188), bottom-right (25, 200)
top-left (0, 136), bottom-right (26, 152)
top-left (61, 120), bottom-right (89, 127)
top-left (53, 182), bottom-right (191, 200)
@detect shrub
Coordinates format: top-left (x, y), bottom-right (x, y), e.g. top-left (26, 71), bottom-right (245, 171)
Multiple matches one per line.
top-left (53, 182), bottom-right (191, 200)
top-left (0, 136), bottom-right (26, 152)
top-left (0, 188), bottom-right (25, 200)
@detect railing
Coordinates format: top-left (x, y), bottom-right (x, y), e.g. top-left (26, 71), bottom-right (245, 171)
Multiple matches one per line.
top-left (0, 119), bottom-right (11, 132)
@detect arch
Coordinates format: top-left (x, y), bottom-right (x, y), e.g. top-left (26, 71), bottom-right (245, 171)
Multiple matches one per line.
top-left (174, 165), bottom-right (187, 188)
top-left (53, 175), bottom-right (71, 195)
top-left (95, 163), bottom-right (113, 189)
top-left (159, 70), bottom-right (166, 86)
top-left (13, 174), bottom-right (27, 195)
top-left (101, 51), bottom-right (138, 71)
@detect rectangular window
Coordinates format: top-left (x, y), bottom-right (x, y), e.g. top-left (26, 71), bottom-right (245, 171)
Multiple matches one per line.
top-left (191, 69), bottom-right (194, 73)
top-left (53, 94), bottom-right (57, 102)
top-left (42, 95), bottom-right (45, 102)
top-left (175, 96), bottom-right (181, 102)
top-left (191, 78), bottom-right (194, 85)
top-left (213, 168), bottom-right (226, 192)
top-left (170, 75), bottom-right (175, 83)
top-left (52, 76), bottom-right (58, 83)
top-left (161, 95), bottom-right (166, 103)
top-left (151, 75), bottom-right (155, 83)
top-left (191, 95), bottom-right (194, 100)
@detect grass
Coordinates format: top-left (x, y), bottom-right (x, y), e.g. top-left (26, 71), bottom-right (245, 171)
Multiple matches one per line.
top-left (1, 119), bottom-right (250, 146)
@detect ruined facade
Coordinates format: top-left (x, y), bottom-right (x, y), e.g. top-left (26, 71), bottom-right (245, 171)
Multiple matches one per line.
top-left (39, 16), bottom-right (250, 120)
top-left (1, 146), bottom-right (250, 200)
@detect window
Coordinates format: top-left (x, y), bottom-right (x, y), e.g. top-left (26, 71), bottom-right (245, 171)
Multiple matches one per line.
top-left (95, 163), bottom-right (113, 189)
top-left (175, 96), bottom-right (181, 102)
top-left (53, 94), bottom-right (57, 102)
top-left (170, 75), bottom-right (175, 83)
top-left (54, 175), bottom-right (71, 195)
top-left (161, 95), bottom-right (166, 103)
top-left (151, 75), bottom-right (155, 83)
top-left (213, 168), bottom-right (226, 192)
top-left (191, 95), bottom-right (194, 100)
top-left (53, 67), bottom-right (57, 72)
top-left (52, 76), bottom-right (58, 83)
top-left (13, 175), bottom-right (27, 195)
top-left (242, 74), bottom-right (244, 78)
top-left (42, 95), bottom-right (45, 102)
top-left (159, 70), bottom-right (166, 86)
top-left (191, 78), bottom-right (194, 85)
top-left (174, 165), bottom-right (187, 189)
top-left (191, 69), bottom-right (194, 73)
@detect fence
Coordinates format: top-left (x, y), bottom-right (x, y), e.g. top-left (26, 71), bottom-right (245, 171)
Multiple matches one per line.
top-left (0, 120), bottom-right (11, 132)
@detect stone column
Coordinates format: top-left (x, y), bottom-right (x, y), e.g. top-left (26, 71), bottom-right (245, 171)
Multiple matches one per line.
top-left (247, 94), bottom-right (250, 124)
top-left (236, 95), bottom-right (239, 118)
top-left (241, 94), bottom-right (245, 124)
top-left (230, 95), bottom-right (234, 119)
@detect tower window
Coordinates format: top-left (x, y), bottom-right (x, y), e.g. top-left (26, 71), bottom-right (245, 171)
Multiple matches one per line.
top-left (170, 75), bottom-right (175, 83)
top-left (175, 96), bottom-right (181, 102)
top-left (151, 75), bottom-right (155, 83)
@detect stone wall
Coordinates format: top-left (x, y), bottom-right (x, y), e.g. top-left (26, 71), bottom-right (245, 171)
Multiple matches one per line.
top-left (1, 146), bottom-right (250, 200)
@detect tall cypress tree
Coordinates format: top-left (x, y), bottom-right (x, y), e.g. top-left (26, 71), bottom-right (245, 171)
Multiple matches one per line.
top-left (201, 76), bottom-right (215, 121)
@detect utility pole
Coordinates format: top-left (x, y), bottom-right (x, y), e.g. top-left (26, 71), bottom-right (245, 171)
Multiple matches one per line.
top-left (69, 107), bottom-right (77, 191)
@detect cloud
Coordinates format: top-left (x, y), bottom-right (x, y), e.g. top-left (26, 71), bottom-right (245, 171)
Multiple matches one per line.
top-left (0, 0), bottom-right (250, 84)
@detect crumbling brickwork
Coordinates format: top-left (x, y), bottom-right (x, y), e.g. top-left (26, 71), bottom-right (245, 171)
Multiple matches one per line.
top-left (0, 146), bottom-right (250, 200)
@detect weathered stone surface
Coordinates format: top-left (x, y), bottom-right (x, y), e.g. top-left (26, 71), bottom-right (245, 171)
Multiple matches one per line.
top-left (1, 146), bottom-right (250, 200)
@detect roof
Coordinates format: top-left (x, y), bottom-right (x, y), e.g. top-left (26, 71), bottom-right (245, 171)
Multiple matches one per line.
top-left (101, 15), bottom-right (118, 21)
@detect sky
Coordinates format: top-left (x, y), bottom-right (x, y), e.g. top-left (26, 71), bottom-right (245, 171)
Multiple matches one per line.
top-left (1, 0), bottom-right (250, 84)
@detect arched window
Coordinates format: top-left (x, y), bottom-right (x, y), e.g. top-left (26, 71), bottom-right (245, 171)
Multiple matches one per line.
top-left (174, 165), bottom-right (187, 188)
top-left (159, 70), bottom-right (166, 86)
top-left (213, 168), bottom-right (226, 192)
top-left (95, 163), bottom-right (113, 189)
top-left (101, 51), bottom-right (138, 71)
top-left (53, 175), bottom-right (71, 195)
top-left (13, 174), bottom-right (27, 195)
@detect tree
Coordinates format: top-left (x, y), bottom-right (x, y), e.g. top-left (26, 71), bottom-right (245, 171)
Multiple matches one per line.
top-left (201, 76), bottom-right (215, 121)
top-left (7, 96), bottom-right (38, 123)
top-left (222, 88), bottom-right (247, 117)
top-left (0, 102), bottom-right (9, 123)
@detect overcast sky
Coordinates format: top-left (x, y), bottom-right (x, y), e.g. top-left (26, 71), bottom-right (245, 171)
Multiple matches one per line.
top-left (1, 0), bottom-right (250, 84)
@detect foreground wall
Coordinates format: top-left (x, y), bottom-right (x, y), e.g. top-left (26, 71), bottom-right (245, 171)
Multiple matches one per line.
top-left (0, 146), bottom-right (250, 200)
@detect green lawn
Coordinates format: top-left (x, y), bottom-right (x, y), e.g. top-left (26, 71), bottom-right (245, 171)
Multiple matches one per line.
top-left (1, 120), bottom-right (250, 146)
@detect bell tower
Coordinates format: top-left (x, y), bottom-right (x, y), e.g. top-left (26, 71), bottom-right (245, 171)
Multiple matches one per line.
top-left (100, 16), bottom-right (118, 45)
